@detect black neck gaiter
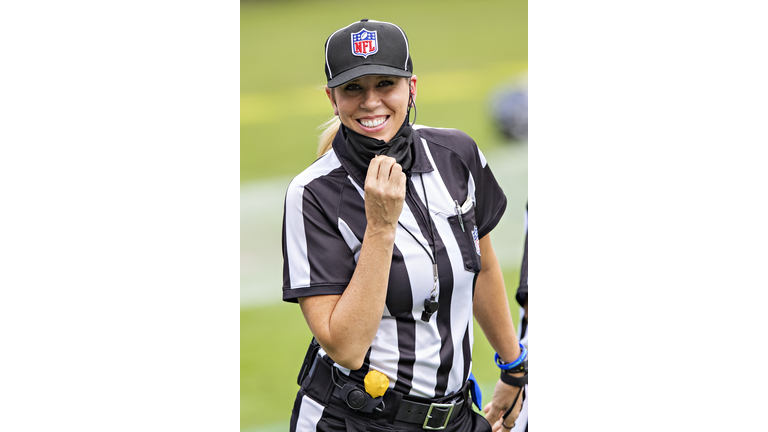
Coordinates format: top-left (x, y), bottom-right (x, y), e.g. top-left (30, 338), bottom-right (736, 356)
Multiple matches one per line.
top-left (342, 116), bottom-right (414, 175)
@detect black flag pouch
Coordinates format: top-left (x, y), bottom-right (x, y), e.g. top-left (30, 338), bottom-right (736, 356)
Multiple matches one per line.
top-left (297, 337), bottom-right (321, 386)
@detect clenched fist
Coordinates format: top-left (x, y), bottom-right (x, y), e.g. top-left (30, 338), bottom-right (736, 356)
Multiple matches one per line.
top-left (363, 155), bottom-right (406, 233)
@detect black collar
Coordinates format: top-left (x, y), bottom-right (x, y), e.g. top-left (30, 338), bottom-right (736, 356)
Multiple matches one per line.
top-left (331, 126), bottom-right (434, 188)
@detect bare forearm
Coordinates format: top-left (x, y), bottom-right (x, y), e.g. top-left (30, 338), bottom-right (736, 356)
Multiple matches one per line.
top-left (300, 155), bottom-right (405, 370)
top-left (322, 228), bottom-right (394, 367)
top-left (474, 236), bottom-right (521, 363)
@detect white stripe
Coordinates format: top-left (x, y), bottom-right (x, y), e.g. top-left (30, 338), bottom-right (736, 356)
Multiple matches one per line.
top-left (367, 315), bottom-right (400, 390)
top-left (524, 207), bottom-right (528, 232)
top-left (416, 141), bottom-right (476, 394)
top-left (337, 218), bottom-right (361, 262)
top-left (467, 172), bottom-right (477, 212)
top-left (411, 123), bottom-right (455, 131)
top-left (477, 146), bottom-right (488, 168)
top-left (347, 174), bottom-right (364, 196)
top-left (397, 202), bottom-right (442, 397)
top-left (296, 394), bottom-right (325, 431)
top-left (285, 152), bottom-right (341, 289)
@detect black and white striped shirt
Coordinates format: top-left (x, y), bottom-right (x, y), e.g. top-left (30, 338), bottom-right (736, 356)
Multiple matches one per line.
top-left (282, 125), bottom-right (507, 398)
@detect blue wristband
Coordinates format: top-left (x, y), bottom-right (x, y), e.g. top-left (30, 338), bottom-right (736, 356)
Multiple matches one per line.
top-left (495, 343), bottom-right (527, 370)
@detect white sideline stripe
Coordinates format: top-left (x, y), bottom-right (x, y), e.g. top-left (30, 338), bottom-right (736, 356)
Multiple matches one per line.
top-left (296, 394), bottom-right (324, 431)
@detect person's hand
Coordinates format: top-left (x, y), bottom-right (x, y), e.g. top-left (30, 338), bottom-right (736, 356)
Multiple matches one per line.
top-left (364, 155), bottom-right (406, 232)
top-left (483, 377), bottom-right (525, 432)
top-left (523, 302), bottom-right (528, 322)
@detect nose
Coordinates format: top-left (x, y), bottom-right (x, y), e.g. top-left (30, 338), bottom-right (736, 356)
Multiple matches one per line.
top-left (360, 88), bottom-right (380, 110)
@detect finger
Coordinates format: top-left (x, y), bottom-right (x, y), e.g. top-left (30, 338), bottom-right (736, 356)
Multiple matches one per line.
top-left (376, 156), bottom-right (396, 180)
top-left (496, 419), bottom-right (505, 432)
top-left (366, 155), bottom-right (382, 178)
top-left (389, 161), bottom-right (403, 179)
top-left (485, 407), bottom-right (501, 428)
top-left (499, 418), bottom-right (514, 432)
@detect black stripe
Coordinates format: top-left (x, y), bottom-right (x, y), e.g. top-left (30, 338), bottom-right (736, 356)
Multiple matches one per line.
top-left (389, 244), bottom-right (415, 394)
top-left (424, 142), bottom-right (470, 206)
top-left (282, 197), bottom-right (289, 289)
top-left (403, 175), bottom-right (456, 397)
top-left (432, 232), bottom-right (455, 397)
top-left (311, 402), bottom-right (346, 431)
top-left (393, 316), bottom-right (416, 394)
top-left (461, 323), bottom-right (471, 384)
top-left (520, 314), bottom-right (528, 339)
top-left (303, 169), bottom-right (359, 289)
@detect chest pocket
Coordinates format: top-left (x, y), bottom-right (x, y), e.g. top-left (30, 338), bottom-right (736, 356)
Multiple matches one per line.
top-left (447, 198), bottom-right (481, 274)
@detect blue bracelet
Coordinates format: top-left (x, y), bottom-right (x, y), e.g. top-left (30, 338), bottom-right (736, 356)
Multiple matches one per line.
top-left (495, 343), bottom-right (527, 370)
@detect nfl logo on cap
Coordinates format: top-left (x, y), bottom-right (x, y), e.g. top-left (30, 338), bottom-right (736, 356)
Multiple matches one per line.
top-left (351, 29), bottom-right (378, 58)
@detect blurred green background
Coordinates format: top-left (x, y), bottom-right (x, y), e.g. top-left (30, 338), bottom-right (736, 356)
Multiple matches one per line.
top-left (241, 0), bottom-right (527, 430)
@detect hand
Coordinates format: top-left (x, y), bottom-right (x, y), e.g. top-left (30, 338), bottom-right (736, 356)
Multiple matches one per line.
top-left (363, 155), bottom-right (406, 233)
top-left (483, 377), bottom-right (525, 432)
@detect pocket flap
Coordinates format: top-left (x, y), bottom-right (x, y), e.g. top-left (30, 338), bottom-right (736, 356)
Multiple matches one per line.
top-left (461, 196), bottom-right (473, 213)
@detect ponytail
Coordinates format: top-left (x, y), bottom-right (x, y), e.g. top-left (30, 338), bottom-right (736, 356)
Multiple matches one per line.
top-left (317, 116), bottom-right (341, 158)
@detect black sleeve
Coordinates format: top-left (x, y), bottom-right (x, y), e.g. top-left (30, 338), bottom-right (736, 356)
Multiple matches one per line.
top-left (282, 179), bottom-right (357, 303)
top-left (468, 146), bottom-right (507, 239)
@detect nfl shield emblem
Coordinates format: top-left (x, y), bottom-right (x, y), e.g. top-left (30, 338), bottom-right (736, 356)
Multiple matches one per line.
top-left (473, 226), bottom-right (481, 256)
top-left (351, 29), bottom-right (378, 58)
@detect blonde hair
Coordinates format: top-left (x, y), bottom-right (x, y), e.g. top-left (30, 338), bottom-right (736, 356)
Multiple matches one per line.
top-left (317, 116), bottom-right (341, 158)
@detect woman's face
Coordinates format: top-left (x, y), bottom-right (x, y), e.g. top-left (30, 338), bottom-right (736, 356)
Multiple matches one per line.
top-left (327, 75), bottom-right (417, 143)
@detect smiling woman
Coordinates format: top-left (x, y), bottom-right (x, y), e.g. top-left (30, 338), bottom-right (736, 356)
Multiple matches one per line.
top-left (280, 19), bottom-right (527, 432)
top-left (327, 75), bottom-right (415, 142)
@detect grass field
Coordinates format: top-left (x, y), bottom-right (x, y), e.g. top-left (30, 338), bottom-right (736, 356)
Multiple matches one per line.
top-left (241, 0), bottom-right (528, 429)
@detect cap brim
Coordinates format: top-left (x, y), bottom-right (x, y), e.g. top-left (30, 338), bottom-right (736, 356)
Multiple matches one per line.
top-left (327, 65), bottom-right (412, 88)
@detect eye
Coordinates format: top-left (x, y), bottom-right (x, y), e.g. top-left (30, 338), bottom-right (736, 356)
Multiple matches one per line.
top-left (344, 83), bottom-right (362, 92)
top-left (377, 80), bottom-right (394, 87)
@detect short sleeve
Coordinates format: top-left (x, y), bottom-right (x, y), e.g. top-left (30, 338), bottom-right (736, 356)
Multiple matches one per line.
top-left (281, 175), bottom-right (358, 303)
top-left (470, 145), bottom-right (507, 239)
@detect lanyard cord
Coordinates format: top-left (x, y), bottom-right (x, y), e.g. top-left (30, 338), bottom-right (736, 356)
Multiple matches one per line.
top-left (397, 174), bottom-right (436, 265)
top-left (501, 385), bottom-right (525, 429)
top-left (396, 174), bottom-right (440, 322)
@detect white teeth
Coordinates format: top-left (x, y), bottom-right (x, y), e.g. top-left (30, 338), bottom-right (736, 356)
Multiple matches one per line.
top-left (360, 117), bottom-right (385, 128)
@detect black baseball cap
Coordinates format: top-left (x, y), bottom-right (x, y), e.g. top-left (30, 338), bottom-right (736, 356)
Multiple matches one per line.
top-left (324, 19), bottom-right (413, 88)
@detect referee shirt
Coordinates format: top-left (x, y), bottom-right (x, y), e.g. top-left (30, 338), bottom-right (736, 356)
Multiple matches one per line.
top-left (282, 125), bottom-right (507, 398)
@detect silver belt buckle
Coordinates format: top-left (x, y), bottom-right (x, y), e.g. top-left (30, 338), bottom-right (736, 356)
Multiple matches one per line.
top-left (422, 402), bottom-right (455, 430)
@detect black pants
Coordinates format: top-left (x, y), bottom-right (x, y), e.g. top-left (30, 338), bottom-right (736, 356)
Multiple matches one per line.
top-left (290, 358), bottom-right (492, 432)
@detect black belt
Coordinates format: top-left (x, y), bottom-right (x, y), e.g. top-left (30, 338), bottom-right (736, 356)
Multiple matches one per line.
top-left (396, 394), bottom-right (465, 430)
top-left (306, 356), bottom-right (466, 430)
